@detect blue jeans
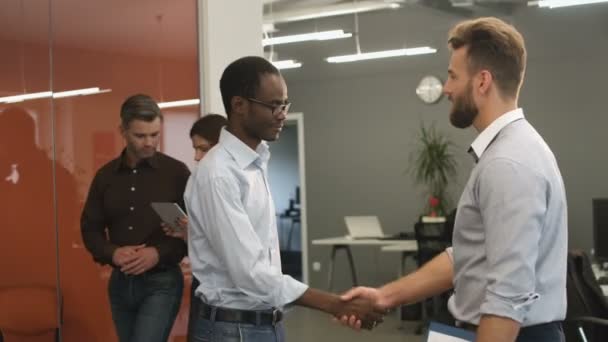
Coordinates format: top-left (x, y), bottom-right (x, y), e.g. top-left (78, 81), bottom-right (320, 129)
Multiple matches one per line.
top-left (108, 266), bottom-right (183, 342)
top-left (188, 304), bottom-right (285, 342)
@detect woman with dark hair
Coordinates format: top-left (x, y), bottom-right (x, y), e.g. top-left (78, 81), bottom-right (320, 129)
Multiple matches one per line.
top-left (189, 114), bottom-right (228, 162)
top-left (162, 113), bottom-right (226, 340)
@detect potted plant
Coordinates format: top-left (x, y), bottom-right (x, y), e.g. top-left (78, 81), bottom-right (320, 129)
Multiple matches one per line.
top-left (409, 123), bottom-right (458, 218)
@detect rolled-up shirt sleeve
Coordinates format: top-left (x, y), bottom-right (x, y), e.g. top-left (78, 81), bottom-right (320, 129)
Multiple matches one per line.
top-left (196, 176), bottom-right (308, 307)
top-left (477, 158), bottom-right (547, 323)
top-left (445, 246), bottom-right (454, 262)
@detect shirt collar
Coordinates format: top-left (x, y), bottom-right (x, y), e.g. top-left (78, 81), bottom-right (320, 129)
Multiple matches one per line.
top-left (469, 108), bottom-right (525, 160)
top-left (219, 128), bottom-right (270, 169)
top-left (113, 149), bottom-right (160, 172)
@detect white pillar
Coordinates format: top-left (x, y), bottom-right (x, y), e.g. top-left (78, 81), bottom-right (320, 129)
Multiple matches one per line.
top-left (198, 0), bottom-right (263, 116)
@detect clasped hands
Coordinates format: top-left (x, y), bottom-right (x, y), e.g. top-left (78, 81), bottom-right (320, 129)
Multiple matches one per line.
top-left (112, 244), bottom-right (159, 275)
top-left (333, 286), bottom-right (389, 331)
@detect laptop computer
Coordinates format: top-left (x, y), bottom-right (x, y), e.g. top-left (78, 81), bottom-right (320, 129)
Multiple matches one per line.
top-left (344, 216), bottom-right (414, 240)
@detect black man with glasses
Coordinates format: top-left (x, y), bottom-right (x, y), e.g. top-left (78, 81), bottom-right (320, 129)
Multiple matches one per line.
top-left (184, 56), bottom-right (383, 342)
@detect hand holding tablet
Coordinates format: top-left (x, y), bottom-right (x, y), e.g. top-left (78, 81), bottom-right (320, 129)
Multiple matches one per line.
top-left (151, 202), bottom-right (188, 232)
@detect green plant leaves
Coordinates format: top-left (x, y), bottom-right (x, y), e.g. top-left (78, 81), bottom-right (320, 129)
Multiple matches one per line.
top-left (409, 122), bottom-right (458, 215)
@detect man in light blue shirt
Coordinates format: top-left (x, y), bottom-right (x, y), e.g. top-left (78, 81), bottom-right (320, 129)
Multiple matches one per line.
top-left (340, 17), bottom-right (567, 342)
top-left (185, 56), bottom-right (383, 342)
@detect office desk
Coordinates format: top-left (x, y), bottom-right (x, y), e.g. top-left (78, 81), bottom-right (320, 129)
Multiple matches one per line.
top-left (312, 237), bottom-right (417, 290)
top-left (381, 243), bottom-right (418, 277)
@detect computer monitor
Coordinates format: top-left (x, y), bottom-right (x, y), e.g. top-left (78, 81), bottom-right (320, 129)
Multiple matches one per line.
top-left (592, 198), bottom-right (608, 263)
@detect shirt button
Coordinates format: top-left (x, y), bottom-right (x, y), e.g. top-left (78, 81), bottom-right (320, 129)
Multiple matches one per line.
top-left (128, 226), bottom-right (134, 230)
top-left (130, 206), bottom-right (134, 211)
top-left (131, 187), bottom-right (135, 191)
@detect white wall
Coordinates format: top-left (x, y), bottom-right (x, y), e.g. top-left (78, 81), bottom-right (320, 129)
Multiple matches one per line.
top-left (199, 0), bottom-right (263, 115)
top-left (162, 110), bottom-right (198, 170)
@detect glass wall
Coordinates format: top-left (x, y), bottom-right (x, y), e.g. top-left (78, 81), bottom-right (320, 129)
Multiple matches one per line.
top-left (0, 0), bottom-right (199, 341)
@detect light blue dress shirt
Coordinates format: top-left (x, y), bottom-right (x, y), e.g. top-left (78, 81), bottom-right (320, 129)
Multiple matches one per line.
top-left (446, 108), bottom-right (568, 326)
top-left (185, 128), bottom-right (308, 310)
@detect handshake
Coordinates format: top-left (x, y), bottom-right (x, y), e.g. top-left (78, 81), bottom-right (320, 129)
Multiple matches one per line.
top-left (330, 286), bottom-right (390, 331)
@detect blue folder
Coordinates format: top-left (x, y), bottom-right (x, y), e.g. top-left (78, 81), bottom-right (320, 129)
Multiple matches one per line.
top-left (426, 321), bottom-right (476, 341)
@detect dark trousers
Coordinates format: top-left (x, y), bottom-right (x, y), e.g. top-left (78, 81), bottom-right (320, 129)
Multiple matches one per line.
top-left (516, 322), bottom-right (565, 342)
top-left (460, 321), bottom-right (564, 342)
top-left (187, 276), bottom-right (201, 339)
top-left (108, 266), bottom-right (183, 342)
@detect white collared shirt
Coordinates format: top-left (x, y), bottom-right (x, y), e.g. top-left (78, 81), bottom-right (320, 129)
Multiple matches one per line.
top-left (469, 108), bottom-right (525, 160)
top-left (185, 128), bottom-right (308, 310)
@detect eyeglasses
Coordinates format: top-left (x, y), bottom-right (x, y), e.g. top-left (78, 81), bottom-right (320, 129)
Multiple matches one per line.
top-left (246, 97), bottom-right (291, 116)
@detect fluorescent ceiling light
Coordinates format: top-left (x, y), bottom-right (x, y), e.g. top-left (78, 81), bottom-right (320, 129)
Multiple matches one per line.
top-left (451, 0), bottom-right (475, 6)
top-left (264, 1), bottom-right (400, 24)
top-left (0, 87), bottom-right (111, 104)
top-left (326, 47), bottom-right (437, 63)
top-left (158, 99), bottom-right (201, 109)
top-left (263, 30), bottom-right (352, 46)
top-left (535, 0), bottom-right (608, 7)
top-left (272, 59), bottom-right (302, 70)
top-left (53, 87), bottom-right (111, 99)
top-left (0, 91), bottom-right (52, 103)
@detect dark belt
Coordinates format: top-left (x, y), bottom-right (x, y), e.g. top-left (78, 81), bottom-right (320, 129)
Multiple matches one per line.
top-left (457, 321), bottom-right (562, 335)
top-left (198, 301), bottom-right (283, 326)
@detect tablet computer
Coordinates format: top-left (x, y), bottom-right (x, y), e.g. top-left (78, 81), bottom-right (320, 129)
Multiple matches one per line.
top-left (150, 202), bottom-right (187, 231)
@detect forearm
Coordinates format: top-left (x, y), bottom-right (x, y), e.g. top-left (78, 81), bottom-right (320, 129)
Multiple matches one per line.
top-left (294, 288), bottom-right (341, 315)
top-left (476, 315), bottom-right (520, 342)
top-left (379, 251), bottom-right (453, 309)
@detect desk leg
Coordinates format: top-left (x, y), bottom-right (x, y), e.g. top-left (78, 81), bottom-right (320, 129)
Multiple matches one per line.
top-left (327, 246), bottom-right (338, 291)
top-left (327, 245), bottom-right (358, 291)
top-left (345, 246), bottom-right (358, 286)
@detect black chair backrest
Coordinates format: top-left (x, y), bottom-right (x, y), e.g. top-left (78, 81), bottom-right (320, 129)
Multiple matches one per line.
top-left (565, 251), bottom-right (608, 341)
top-left (414, 221), bottom-right (452, 267)
top-left (444, 209), bottom-right (457, 242)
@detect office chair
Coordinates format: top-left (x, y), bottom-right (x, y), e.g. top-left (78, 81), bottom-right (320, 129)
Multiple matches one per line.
top-left (564, 251), bottom-right (608, 342)
top-left (0, 286), bottom-right (61, 342)
top-left (413, 218), bottom-right (454, 334)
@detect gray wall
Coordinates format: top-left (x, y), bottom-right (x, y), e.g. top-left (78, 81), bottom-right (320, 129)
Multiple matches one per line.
top-left (281, 5), bottom-right (608, 290)
top-left (268, 124), bottom-right (301, 250)
top-left (268, 124), bottom-right (300, 215)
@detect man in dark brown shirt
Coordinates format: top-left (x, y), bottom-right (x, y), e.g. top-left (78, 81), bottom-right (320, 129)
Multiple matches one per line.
top-left (81, 94), bottom-right (190, 342)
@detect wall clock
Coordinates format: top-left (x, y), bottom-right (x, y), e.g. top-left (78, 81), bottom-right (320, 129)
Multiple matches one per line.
top-left (416, 75), bottom-right (444, 104)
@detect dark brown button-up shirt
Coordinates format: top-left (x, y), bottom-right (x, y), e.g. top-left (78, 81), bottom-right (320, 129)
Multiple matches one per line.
top-left (81, 150), bottom-right (190, 268)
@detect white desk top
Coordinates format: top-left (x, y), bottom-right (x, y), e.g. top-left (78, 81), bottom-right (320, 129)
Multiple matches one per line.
top-left (380, 242), bottom-right (418, 252)
top-left (592, 264), bottom-right (608, 296)
top-left (312, 236), bottom-right (416, 247)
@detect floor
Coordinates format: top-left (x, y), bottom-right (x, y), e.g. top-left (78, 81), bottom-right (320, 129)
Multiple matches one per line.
top-left (283, 306), bottom-right (425, 342)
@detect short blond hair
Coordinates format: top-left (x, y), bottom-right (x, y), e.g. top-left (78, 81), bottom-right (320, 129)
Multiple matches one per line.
top-left (448, 17), bottom-right (526, 99)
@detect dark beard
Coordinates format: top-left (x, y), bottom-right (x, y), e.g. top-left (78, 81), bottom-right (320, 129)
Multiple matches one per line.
top-left (449, 87), bottom-right (478, 129)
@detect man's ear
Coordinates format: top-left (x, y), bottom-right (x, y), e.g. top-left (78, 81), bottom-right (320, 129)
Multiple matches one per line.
top-left (231, 96), bottom-right (248, 118)
top-left (477, 70), bottom-right (493, 95)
